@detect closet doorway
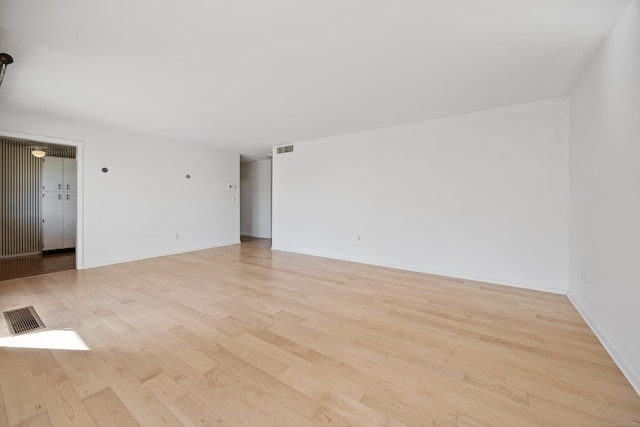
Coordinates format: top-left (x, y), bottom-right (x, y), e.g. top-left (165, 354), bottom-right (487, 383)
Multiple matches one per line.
top-left (239, 157), bottom-right (272, 246)
top-left (0, 133), bottom-right (84, 281)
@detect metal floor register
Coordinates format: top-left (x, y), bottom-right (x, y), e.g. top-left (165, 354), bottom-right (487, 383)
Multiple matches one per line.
top-left (3, 305), bottom-right (46, 335)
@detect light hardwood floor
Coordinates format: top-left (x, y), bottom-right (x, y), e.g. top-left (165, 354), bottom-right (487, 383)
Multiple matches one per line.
top-left (0, 239), bottom-right (639, 426)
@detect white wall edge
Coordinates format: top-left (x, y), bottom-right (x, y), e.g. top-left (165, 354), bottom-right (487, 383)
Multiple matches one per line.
top-left (0, 129), bottom-right (85, 146)
top-left (567, 291), bottom-right (640, 396)
top-left (83, 240), bottom-right (241, 269)
top-left (271, 245), bottom-right (567, 295)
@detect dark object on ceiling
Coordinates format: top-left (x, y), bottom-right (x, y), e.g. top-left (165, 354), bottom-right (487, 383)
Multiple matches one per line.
top-left (0, 52), bottom-right (14, 90)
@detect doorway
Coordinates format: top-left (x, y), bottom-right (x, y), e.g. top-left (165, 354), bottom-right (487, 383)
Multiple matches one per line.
top-left (239, 158), bottom-right (272, 244)
top-left (0, 131), bottom-right (84, 281)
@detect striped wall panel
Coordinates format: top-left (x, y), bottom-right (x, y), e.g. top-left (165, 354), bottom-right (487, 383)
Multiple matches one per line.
top-left (1, 140), bottom-right (42, 256)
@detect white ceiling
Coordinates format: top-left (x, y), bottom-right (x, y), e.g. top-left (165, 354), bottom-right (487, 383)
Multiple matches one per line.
top-left (0, 0), bottom-right (631, 160)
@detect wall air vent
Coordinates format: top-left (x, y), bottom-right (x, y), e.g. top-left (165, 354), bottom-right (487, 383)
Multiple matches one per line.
top-left (277, 145), bottom-right (294, 154)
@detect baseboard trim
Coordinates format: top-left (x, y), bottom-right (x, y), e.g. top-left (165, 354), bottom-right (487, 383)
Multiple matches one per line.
top-left (270, 245), bottom-right (567, 295)
top-left (82, 240), bottom-right (241, 269)
top-left (567, 292), bottom-right (640, 396)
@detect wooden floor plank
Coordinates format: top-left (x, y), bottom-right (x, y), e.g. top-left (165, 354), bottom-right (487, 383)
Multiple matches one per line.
top-left (0, 238), bottom-right (638, 426)
top-left (33, 368), bottom-right (96, 427)
top-left (11, 411), bottom-right (53, 427)
top-left (82, 387), bottom-right (140, 427)
top-left (166, 394), bottom-right (224, 427)
top-left (0, 351), bottom-right (46, 426)
top-left (52, 350), bottom-right (109, 400)
top-left (0, 383), bottom-right (9, 427)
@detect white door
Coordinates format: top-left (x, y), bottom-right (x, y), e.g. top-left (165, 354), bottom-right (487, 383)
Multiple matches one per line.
top-left (62, 192), bottom-right (77, 248)
top-left (63, 158), bottom-right (77, 192)
top-left (42, 192), bottom-right (63, 250)
top-left (42, 157), bottom-right (64, 192)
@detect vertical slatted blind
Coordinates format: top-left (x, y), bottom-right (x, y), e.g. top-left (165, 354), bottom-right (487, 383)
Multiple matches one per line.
top-left (1, 141), bottom-right (42, 256)
top-left (0, 138), bottom-right (76, 257)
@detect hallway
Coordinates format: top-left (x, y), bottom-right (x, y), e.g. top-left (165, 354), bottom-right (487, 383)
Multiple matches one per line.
top-left (0, 251), bottom-right (75, 281)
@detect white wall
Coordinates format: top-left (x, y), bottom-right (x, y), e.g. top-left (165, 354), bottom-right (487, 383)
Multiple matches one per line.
top-left (0, 109), bottom-right (240, 268)
top-left (240, 159), bottom-right (272, 238)
top-left (273, 98), bottom-right (570, 292)
top-left (569, 0), bottom-right (640, 393)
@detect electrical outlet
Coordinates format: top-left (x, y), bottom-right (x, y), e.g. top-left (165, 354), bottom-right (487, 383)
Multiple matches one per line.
top-left (357, 235), bottom-right (361, 241)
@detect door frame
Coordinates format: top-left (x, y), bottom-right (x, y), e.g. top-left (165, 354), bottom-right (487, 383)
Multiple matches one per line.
top-left (0, 129), bottom-right (85, 270)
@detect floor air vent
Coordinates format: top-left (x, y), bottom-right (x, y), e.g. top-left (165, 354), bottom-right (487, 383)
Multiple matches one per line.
top-left (3, 306), bottom-right (46, 335)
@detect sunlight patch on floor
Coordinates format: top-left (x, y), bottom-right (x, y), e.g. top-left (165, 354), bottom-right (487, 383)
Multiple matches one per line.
top-left (0, 329), bottom-right (89, 350)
